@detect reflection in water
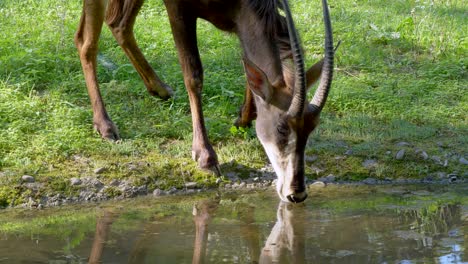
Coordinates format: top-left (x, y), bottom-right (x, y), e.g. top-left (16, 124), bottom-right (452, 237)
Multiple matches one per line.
top-left (260, 203), bottom-right (306, 264)
top-left (89, 211), bottom-right (117, 264)
top-left (0, 186), bottom-right (466, 263)
top-left (192, 199), bottom-right (220, 264)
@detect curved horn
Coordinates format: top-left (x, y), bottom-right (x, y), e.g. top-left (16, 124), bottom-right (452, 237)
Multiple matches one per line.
top-left (281, 0), bottom-right (307, 118)
top-left (310, 0), bottom-right (334, 112)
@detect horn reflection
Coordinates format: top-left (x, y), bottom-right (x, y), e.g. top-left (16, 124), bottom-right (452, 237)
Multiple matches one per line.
top-left (260, 202), bottom-right (306, 264)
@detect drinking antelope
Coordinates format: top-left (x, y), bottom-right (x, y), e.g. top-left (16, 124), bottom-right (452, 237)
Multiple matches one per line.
top-left (75, 0), bottom-right (335, 203)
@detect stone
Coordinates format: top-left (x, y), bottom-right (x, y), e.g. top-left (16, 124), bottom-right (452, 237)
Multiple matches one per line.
top-left (448, 174), bottom-right (458, 183)
top-left (395, 149), bottom-right (405, 160)
top-left (362, 159), bottom-right (378, 169)
top-left (136, 185), bottom-right (148, 195)
top-left (93, 167), bottom-right (107, 174)
top-left (362, 177), bottom-right (377, 185)
top-left (325, 174), bottom-right (336, 183)
top-left (70, 178), bottom-right (82, 186)
top-left (167, 187), bottom-right (177, 195)
top-left (153, 189), bottom-right (163, 197)
top-left (109, 179), bottom-right (120, 186)
top-left (21, 175), bottom-right (35, 183)
top-left (459, 157), bottom-right (468, 165)
top-left (305, 155), bottom-right (318, 162)
top-left (431, 155), bottom-right (442, 164)
top-left (309, 181), bottom-right (326, 188)
top-left (415, 149), bottom-right (429, 160)
top-left (344, 149), bottom-right (354, 156)
top-left (396, 142), bottom-right (411, 147)
top-left (185, 182), bottom-right (198, 189)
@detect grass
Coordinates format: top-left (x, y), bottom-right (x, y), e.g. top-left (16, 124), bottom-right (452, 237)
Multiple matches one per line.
top-left (0, 0), bottom-right (467, 206)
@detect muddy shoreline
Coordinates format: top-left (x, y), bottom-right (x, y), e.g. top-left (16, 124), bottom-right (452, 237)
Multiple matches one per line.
top-left (14, 170), bottom-right (466, 209)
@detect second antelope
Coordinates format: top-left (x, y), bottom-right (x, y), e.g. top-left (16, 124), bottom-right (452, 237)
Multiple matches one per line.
top-left (75, 0), bottom-right (335, 203)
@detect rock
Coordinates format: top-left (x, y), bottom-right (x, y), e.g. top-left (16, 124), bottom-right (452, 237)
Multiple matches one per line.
top-left (317, 174), bottom-right (336, 183)
top-left (448, 174), bottom-right (458, 183)
top-left (396, 142), bottom-right (411, 147)
top-left (93, 167), bottom-right (107, 174)
top-left (395, 149), bottom-right (405, 160)
top-left (109, 179), bottom-right (120, 186)
top-left (253, 177), bottom-right (260, 182)
top-left (415, 149), bottom-right (429, 160)
top-left (185, 182), bottom-right (198, 189)
top-left (344, 149), bottom-right (354, 156)
top-left (309, 181), bottom-right (326, 188)
top-left (23, 182), bottom-right (44, 191)
top-left (21, 175), bottom-right (35, 183)
top-left (431, 155), bottom-right (442, 164)
top-left (421, 176), bottom-right (434, 183)
top-left (83, 178), bottom-right (104, 190)
top-left (70, 178), bottom-right (82, 186)
top-left (167, 187), bottom-right (177, 195)
top-left (459, 157), bottom-right (468, 165)
top-left (153, 188), bottom-right (163, 197)
top-left (363, 177), bottom-right (377, 185)
top-left (136, 185), bottom-right (148, 195)
top-left (225, 172), bottom-right (238, 179)
top-left (305, 155), bottom-right (318, 162)
top-left (362, 159), bottom-right (378, 169)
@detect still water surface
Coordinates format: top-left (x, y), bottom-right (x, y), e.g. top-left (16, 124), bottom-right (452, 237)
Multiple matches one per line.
top-left (0, 184), bottom-right (467, 263)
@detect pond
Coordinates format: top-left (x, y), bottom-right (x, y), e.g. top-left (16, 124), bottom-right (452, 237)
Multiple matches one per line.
top-left (0, 184), bottom-right (466, 263)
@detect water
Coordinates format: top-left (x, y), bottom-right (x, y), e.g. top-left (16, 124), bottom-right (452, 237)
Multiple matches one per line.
top-left (0, 184), bottom-right (466, 263)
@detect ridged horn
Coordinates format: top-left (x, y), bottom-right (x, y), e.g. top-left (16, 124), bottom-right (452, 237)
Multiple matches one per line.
top-left (310, 0), bottom-right (334, 113)
top-left (281, 0), bottom-right (307, 118)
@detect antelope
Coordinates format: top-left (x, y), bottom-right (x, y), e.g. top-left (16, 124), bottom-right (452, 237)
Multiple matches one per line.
top-left (75, 0), bottom-right (335, 203)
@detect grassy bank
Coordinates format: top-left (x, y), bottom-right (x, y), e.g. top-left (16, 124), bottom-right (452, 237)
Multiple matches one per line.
top-left (0, 0), bottom-right (466, 206)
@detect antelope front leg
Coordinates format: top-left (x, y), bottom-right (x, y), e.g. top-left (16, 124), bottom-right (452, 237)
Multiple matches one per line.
top-left (106, 0), bottom-right (173, 99)
top-left (75, 0), bottom-right (119, 140)
top-left (166, 9), bottom-right (220, 174)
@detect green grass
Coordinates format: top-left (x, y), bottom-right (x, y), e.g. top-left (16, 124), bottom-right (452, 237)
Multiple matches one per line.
top-left (0, 0), bottom-right (467, 206)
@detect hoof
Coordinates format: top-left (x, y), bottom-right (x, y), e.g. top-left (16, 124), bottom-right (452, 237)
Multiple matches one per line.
top-left (148, 83), bottom-right (174, 100)
top-left (94, 121), bottom-right (120, 141)
top-left (202, 165), bottom-right (222, 177)
top-left (234, 117), bottom-right (253, 128)
top-left (192, 148), bottom-right (220, 176)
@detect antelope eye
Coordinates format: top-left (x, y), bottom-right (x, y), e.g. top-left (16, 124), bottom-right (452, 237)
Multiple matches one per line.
top-left (276, 123), bottom-right (289, 137)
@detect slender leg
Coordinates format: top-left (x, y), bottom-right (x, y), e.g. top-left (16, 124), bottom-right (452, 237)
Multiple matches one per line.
top-left (75, 0), bottom-right (119, 140)
top-left (88, 211), bottom-right (116, 264)
top-left (166, 7), bottom-right (220, 174)
top-left (234, 81), bottom-right (257, 128)
top-left (106, 0), bottom-right (173, 99)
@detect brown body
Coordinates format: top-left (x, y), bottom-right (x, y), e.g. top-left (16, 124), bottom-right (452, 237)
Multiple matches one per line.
top-left (75, 0), bottom-right (335, 203)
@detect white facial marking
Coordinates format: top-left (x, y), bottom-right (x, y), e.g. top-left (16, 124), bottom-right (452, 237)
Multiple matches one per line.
top-left (260, 131), bottom-right (298, 202)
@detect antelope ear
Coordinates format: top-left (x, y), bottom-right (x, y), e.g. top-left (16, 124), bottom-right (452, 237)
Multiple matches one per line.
top-left (243, 58), bottom-right (272, 102)
top-left (306, 59), bottom-right (324, 90)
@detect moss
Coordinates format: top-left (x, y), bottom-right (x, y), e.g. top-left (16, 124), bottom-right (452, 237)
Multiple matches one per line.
top-left (0, 186), bottom-right (27, 208)
top-left (103, 186), bottom-right (123, 198)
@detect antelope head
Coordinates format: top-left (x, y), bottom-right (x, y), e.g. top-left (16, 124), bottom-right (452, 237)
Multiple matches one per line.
top-left (243, 0), bottom-right (334, 203)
